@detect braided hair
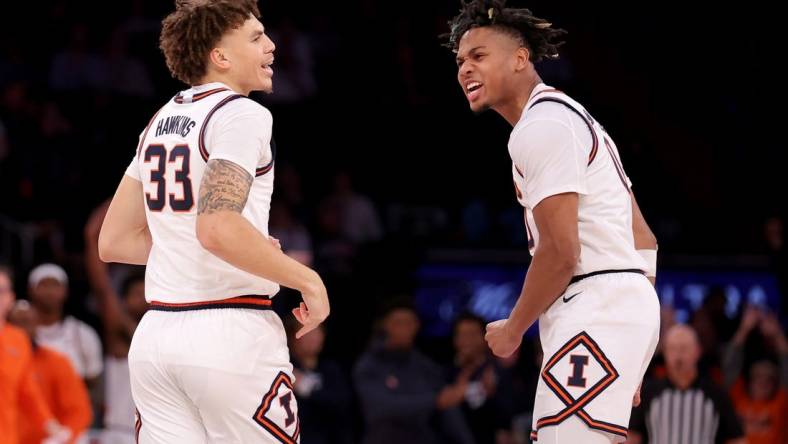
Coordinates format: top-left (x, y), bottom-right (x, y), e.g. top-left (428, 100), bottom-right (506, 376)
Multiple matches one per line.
top-left (442, 0), bottom-right (566, 62)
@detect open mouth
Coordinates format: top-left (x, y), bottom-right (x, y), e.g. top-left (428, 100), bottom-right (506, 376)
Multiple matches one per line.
top-left (465, 81), bottom-right (483, 101)
top-left (261, 60), bottom-right (274, 76)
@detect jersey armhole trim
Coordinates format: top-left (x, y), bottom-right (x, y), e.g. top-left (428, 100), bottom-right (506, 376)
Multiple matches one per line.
top-left (528, 97), bottom-right (599, 166)
top-left (198, 95), bottom-right (275, 178)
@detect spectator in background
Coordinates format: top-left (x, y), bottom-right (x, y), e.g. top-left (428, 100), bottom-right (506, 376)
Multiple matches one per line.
top-left (692, 286), bottom-right (739, 380)
top-left (449, 313), bottom-right (513, 444)
top-left (48, 24), bottom-right (105, 92)
top-left (627, 324), bottom-right (745, 444)
top-left (314, 196), bottom-right (356, 274)
top-left (270, 199), bottom-right (313, 266)
top-left (723, 306), bottom-right (788, 444)
top-left (330, 172), bottom-right (383, 245)
top-left (276, 163), bottom-right (307, 219)
top-left (99, 30), bottom-right (153, 98)
top-left (286, 319), bottom-right (354, 444)
top-left (27, 263), bottom-right (103, 391)
top-left (85, 202), bottom-right (147, 444)
top-left (354, 300), bottom-right (475, 444)
top-left (9, 300), bottom-right (92, 444)
top-left (28, 101), bottom-right (78, 224)
top-left (0, 265), bottom-right (68, 444)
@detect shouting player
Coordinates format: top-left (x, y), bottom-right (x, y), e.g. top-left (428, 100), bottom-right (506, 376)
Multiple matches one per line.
top-left (444, 1), bottom-right (660, 442)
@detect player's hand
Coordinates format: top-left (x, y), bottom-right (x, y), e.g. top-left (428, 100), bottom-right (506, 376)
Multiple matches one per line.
top-left (632, 383), bottom-right (642, 407)
top-left (293, 278), bottom-right (329, 339)
top-left (485, 319), bottom-right (522, 358)
top-left (269, 236), bottom-right (282, 251)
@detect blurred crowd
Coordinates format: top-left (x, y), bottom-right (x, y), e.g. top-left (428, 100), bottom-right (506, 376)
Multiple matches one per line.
top-left (2, 253), bottom-right (787, 443)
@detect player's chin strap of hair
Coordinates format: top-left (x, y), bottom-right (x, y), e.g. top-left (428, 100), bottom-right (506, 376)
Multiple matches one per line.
top-left (637, 246), bottom-right (657, 278)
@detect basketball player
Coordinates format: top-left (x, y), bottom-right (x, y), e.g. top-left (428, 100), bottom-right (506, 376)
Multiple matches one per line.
top-left (98, 1), bottom-right (329, 442)
top-left (443, 1), bottom-right (660, 443)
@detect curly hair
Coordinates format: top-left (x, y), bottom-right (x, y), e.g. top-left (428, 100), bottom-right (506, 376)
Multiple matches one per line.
top-left (159, 0), bottom-right (261, 85)
top-left (442, 0), bottom-right (567, 62)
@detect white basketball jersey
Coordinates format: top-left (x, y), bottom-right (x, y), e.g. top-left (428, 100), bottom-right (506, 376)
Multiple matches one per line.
top-left (125, 82), bottom-right (280, 303)
top-left (509, 83), bottom-right (647, 275)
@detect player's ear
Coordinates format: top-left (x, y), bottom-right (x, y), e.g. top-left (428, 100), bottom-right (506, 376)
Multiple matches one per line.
top-left (514, 47), bottom-right (530, 72)
top-left (208, 47), bottom-right (231, 71)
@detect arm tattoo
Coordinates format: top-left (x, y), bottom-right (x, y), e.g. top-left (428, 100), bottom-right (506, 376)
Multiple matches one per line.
top-left (197, 159), bottom-right (253, 215)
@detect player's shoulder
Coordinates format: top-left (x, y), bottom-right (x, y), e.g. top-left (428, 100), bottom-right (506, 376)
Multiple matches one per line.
top-left (509, 110), bottom-right (575, 152)
top-left (511, 92), bottom-right (586, 147)
top-left (524, 96), bottom-right (583, 126)
top-left (214, 95), bottom-right (272, 123)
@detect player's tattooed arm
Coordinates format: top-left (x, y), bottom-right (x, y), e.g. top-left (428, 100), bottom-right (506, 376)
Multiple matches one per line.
top-left (197, 159), bottom-right (253, 214)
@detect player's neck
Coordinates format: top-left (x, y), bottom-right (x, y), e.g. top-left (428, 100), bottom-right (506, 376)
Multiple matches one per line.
top-left (494, 74), bottom-right (543, 127)
top-left (195, 74), bottom-right (249, 96)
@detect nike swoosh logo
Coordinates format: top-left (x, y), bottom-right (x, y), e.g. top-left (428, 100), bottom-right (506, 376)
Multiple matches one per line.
top-left (563, 292), bottom-right (582, 303)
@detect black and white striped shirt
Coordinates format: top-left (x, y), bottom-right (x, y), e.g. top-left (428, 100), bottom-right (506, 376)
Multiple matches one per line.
top-left (629, 378), bottom-right (744, 444)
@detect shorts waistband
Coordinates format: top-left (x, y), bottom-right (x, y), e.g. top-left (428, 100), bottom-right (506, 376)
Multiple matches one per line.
top-left (148, 295), bottom-right (272, 312)
top-left (568, 269), bottom-right (644, 285)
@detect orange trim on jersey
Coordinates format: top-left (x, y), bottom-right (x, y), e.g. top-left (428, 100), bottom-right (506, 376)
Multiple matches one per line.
top-left (148, 295), bottom-right (272, 312)
top-left (173, 87), bottom-right (229, 104)
top-left (253, 372), bottom-right (299, 444)
top-left (576, 410), bottom-right (628, 436)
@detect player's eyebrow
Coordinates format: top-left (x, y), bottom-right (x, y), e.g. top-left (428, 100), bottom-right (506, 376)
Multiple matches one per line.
top-left (456, 46), bottom-right (485, 65)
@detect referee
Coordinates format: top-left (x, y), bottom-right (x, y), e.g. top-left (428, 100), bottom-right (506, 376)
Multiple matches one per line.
top-left (627, 324), bottom-right (745, 444)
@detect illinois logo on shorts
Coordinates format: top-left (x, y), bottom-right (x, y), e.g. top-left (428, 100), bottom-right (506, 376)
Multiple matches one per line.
top-left (536, 331), bottom-right (627, 438)
top-left (253, 371), bottom-right (300, 444)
